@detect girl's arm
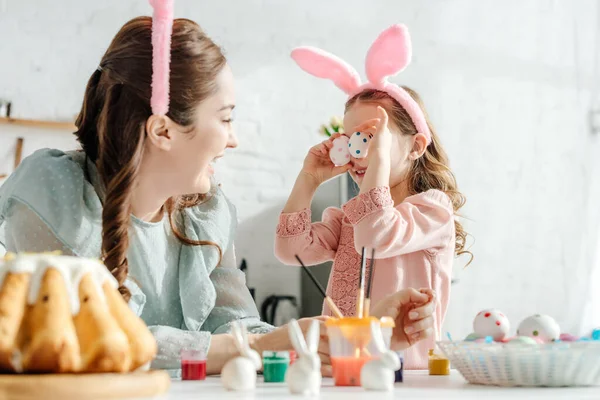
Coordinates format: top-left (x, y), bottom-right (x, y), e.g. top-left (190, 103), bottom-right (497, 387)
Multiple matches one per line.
top-left (275, 136), bottom-right (350, 266)
top-left (274, 201), bottom-right (344, 266)
top-left (344, 187), bottom-right (454, 258)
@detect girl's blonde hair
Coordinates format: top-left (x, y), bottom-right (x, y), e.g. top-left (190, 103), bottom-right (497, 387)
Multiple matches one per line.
top-left (346, 88), bottom-right (472, 264)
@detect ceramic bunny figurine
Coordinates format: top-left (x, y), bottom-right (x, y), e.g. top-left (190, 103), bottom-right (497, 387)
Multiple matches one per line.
top-left (361, 320), bottom-right (401, 391)
top-left (221, 321), bottom-right (262, 391)
top-left (285, 319), bottom-right (322, 396)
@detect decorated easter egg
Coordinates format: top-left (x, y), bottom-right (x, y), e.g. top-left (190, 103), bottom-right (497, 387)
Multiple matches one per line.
top-left (473, 309), bottom-right (510, 341)
top-left (507, 336), bottom-right (538, 346)
top-left (517, 314), bottom-right (560, 343)
top-left (347, 131), bottom-right (372, 159)
top-left (559, 333), bottom-right (579, 342)
top-left (464, 333), bottom-right (481, 342)
top-left (329, 135), bottom-right (351, 166)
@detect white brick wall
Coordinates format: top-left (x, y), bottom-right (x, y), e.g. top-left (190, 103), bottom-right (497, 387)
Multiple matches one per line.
top-left (1, 0), bottom-right (599, 337)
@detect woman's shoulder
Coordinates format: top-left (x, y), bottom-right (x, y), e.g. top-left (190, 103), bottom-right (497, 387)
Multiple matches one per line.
top-left (8, 148), bottom-right (88, 186)
top-left (0, 148), bottom-right (103, 257)
top-left (2, 148), bottom-right (101, 211)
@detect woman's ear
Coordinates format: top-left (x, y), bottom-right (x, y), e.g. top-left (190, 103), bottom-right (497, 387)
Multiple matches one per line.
top-left (145, 115), bottom-right (173, 151)
top-left (409, 132), bottom-right (428, 160)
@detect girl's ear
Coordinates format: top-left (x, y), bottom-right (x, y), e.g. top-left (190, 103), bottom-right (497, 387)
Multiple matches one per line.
top-left (146, 114), bottom-right (173, 151)
top-left (409, 132), bottom-right (428, 160)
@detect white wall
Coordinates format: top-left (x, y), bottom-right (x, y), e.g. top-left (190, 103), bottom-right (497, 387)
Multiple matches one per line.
top-left (1, 0), bottom-right (599, 337)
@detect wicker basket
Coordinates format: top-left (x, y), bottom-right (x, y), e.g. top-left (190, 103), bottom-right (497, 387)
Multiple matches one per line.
top-left (436, 340), bottom-right (600, 387)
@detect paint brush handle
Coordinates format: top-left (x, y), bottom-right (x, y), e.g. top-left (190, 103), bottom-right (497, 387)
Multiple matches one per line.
top-left (326, 297), bottom-right (344, 319)
top-left (356, 289), bottom-right (365, 318)
top-left (363, 298), bottom-right (370, 318)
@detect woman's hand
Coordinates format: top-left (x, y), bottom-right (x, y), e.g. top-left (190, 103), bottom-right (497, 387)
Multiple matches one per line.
top-left (300, 133), bottom-right (351, 186)
top-left (370, 288), bottom-right (436, 350)
top-left (250, 316), bottom-right (333, 377)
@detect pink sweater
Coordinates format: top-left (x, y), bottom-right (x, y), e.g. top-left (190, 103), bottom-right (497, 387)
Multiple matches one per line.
top-left (274, 186), bottom-right (455, 370)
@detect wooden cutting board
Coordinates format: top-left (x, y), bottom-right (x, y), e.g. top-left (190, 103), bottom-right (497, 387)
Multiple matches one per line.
top-left (0, 370), bottom-right (171, 400)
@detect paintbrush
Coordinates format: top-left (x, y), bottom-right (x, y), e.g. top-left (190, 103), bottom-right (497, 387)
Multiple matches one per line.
top-left (295, 255), bottom-right (344, 319)
top-left (356, 247), bottom-right (367, 318)
top-left (363, 248), bottom-right (375, 318)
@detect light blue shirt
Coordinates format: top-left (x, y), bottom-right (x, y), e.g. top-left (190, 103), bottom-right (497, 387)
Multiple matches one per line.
top-left (0, 148), bottom-right (273, 377)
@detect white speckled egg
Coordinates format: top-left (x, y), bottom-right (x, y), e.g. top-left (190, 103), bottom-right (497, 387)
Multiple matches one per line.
top-left (517, 314), bottom-right (560, 343)
top-left (329, 136), bottom-right (351, 166)
top-left (347, 131), bottom-right (372, 159)
top-left (473, 309), bottom-right (510, 341)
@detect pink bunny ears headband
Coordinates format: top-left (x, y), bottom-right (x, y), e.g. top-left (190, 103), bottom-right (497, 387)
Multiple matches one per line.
top-left (291, 24), bottom-right (431, 144)
top-left (149, 0), bottom-right (175, 116)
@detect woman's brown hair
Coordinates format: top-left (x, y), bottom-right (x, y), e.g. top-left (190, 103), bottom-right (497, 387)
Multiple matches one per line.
top-left (346, 88), bottom-right (472, 265)
top-left (74, 17), bottom-right (226, 300)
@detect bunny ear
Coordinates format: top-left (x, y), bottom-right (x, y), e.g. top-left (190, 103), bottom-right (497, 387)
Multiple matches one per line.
top-left (288, 319), bottom-right (309, 355)
top-left (291, 46), bottom-right (362, 95)
top-left (230, 321), bottom-right (246, 355)
top-left (369, 321), bottom-right (388, 354)
top-left (306, 320), bottom-right (320, 354)
top-left (365, 24), bottom-right (412, 85)
top-left (382, 351), bottom-right (401, 370)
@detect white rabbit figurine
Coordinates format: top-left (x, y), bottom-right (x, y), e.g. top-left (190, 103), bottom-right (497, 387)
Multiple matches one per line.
top-left (361, 320), bottom-right (401, 391)
top-left (285, 319), bottom-right (322, 396)
top-left (221, 321), bottom-right (262, 391)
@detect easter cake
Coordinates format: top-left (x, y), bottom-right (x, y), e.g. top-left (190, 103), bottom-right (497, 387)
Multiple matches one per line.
top-left (0, 252), bottom-right (157, 373)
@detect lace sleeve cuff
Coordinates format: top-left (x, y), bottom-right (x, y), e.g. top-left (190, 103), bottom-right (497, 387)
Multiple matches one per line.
top-left (342, 186), bottom-right (394, 224)
top-left (276, 209), bottom-right (311, 237)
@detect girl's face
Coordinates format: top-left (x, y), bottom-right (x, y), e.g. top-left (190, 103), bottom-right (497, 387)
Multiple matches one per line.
top-left (150, 65), bottom-right (238, 196)
top-left (342, 101), bottom-right (413, 188)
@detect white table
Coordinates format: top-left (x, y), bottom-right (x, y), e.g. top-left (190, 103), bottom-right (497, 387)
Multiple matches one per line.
top-left (150, 371), bottom-right (600, 399)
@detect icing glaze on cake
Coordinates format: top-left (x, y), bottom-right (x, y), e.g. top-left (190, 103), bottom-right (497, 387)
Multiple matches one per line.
top-left (0, 253), bottom-right (117, 315)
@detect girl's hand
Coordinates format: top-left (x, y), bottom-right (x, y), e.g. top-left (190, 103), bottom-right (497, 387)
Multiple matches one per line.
top-left (301, 133), bottom-right (351, 186)
top-left (370, 288), bottom-right (436, 350)
top-left (347, 107), bottom-right (392, 161)
top-left (368, 106), bottom-right (393, 161)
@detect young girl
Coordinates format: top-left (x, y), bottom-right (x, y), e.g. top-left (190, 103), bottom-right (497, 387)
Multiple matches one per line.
top-left (275, 24), bottom-right (469, 369)
top-left (0, 13), bottom-right (437, 377)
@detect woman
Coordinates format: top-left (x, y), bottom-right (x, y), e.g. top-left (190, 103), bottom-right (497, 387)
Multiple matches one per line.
top-left (0, 16), bottom-right (435, 377)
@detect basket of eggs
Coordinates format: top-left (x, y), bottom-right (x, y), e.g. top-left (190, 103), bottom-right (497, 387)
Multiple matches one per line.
top-left (437, 309), bottom-right (600, 387)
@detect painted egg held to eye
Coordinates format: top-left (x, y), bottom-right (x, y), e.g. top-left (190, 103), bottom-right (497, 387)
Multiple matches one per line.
top-left (329, 136), bottom-right (351, 166)
top-left (347, 131), bottom-right (370, 159)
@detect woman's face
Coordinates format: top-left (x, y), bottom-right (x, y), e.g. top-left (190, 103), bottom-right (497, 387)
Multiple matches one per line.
top-left (162, 65), bottom-right (238, 195)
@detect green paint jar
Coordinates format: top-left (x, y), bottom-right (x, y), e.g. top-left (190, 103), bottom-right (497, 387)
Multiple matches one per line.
top-left (263, 351), bottom-right (290, 383)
